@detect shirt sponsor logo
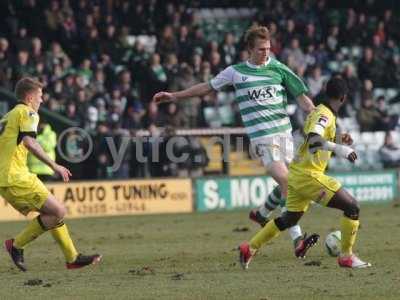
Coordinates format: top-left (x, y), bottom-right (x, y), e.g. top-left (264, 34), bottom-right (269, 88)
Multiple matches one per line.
top-left (247, 87), bottom-right (277, 101)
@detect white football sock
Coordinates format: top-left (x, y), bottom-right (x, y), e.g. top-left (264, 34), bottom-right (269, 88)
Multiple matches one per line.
top-left (288, 225), bottom-right (302, 241)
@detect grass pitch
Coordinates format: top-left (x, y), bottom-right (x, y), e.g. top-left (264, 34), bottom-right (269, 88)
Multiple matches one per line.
top-left (0, 202), bottom-right (399, 300)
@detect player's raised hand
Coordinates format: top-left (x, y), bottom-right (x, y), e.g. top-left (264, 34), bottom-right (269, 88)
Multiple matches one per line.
top-left (347, 151), bottom-right (357, 163)
top-left (152, 91), bottom-right (176, 104)
top-left (53, 164), bottom-right (72, 182)
top-left (341, 133), bottom-right (353, 145)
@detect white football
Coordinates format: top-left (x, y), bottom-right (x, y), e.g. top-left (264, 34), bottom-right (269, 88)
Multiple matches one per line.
top-left (325, 230), bottom-right (341, 257)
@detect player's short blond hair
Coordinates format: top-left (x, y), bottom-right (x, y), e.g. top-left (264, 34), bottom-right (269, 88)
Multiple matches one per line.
top-left (15, 77), bottom-right (43, 101)
top-left (244, 25), bottom-right (270, 49)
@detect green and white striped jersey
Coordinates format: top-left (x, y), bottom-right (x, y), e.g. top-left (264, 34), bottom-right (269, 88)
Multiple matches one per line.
top-left (209, 58), bottom-right (308, 140)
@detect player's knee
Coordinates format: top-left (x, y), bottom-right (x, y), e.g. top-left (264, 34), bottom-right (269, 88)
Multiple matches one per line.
top-left (344, 201), bottom-right (360, 220)
top-left (275, 174), bottom-right (287, 188)
top-left (275, 213), bottom-right (299, 230)
top-left (54, 205), bottom-right (66, 221)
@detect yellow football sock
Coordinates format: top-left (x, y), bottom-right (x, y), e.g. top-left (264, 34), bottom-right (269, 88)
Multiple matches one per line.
top-left (340, 216), bottom-right (359, 256)
top-left (14, 216), bottom-right (46, 249)
top-left (250, 219), bottom-right (281, 250)
top-left (50, 223), bottom-right (78, 263)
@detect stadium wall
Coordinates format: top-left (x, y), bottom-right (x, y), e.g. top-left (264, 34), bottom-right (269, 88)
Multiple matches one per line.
top-left (195, 170), bottom-right (398, 212)
top-left (0, 178), bottom-right (192, 221)
top-left (0, 170), bottom-right (398, 221)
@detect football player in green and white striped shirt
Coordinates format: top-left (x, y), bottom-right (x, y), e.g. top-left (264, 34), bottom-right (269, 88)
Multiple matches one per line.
top-left (153, 25), bottom-right (319, 258)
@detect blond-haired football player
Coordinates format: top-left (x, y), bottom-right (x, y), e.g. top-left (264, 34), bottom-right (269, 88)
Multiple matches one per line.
top-left (153, 25), bottom-right (318, 257)
top-left (0, 77), bottom-right (101, 271)
top-left (239, 76), bottom-right (371, 269)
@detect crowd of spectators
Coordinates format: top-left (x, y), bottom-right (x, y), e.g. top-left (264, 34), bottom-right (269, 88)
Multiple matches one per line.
top-left (0, 0), bottom-right (399, 179)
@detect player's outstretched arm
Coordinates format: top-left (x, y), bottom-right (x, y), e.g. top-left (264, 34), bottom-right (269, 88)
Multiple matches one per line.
top-left (22, 135), bottom-right (72, 182)
top-left (152, 82), bottom-right (213, 104)
top-left (307, 132), bottom-right (357, 163)
top-left (296, 94), bottom-right (315, 114)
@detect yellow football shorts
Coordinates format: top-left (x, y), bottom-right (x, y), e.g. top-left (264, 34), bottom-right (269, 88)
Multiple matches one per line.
top-left (0, 176), bottom-right (49, 216)
top-left (287, 170), bottom-right (342, 212)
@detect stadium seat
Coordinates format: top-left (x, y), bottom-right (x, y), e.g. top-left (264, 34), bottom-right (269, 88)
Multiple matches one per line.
top-left (200, 8), bottom-right (213, 19)
top-left (373, 88), bottom-right (386, 99)
top-left (203, 107), bottom-right (222, 128)
top-left (329, 157), bottom-right (353, 172)
top-left (360, 132), bottom-right (375, 148)
top-left (213, 8), bottom-right (225, 19)
top-left (226, 8), bottom-right (239, 18)
top-left (349, 130), bottom-right (360, 143)
top-left (373, 131), bottom-right (386, 147)
top-left (218, 105), bottom-right (234, 125)
top-left (340, 47), bottom-right (350, 57)
top-left (217, 92), bottom-right (228, 103)
top-left (386, 88), bottom-right (398, 100)
top-left (339, 118), bottom-right (354, 131)
top-left (351, 46), bottom-right (362, 59)
top-left (328, 61), bottom-right (340, 72)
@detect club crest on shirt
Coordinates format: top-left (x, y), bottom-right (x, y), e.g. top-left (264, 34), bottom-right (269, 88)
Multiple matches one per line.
top-left (317, 115), bottom-right (329, 128)
top-left (242, 76), bottom-right (248, 81)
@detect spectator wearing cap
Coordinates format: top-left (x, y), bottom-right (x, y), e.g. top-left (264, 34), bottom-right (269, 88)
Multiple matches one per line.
top-left (122, 100), bottom-right (145, 130)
